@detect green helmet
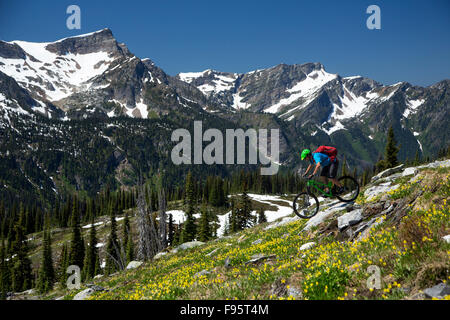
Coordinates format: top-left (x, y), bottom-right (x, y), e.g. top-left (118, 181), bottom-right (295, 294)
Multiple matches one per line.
top-left (301, 149), bottom-right (311, 160)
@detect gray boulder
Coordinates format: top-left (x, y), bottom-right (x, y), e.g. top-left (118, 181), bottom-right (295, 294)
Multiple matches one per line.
top-left (224, 256), bottom-right (231, 268)
top-left (442, 235), bottom-right (450, 244)
top-left (252, 239), bottom-right (263, 245)
top-left (245, 254), bottom-right (276, 265)
top-left (73, 288), bottom-right (95, 300)
top-left (194, 269), bottom-right (211, 278)
top-left (154, 252), bottom-right (167, 260)
top-left (299, 242), bottom-right (316, 251)
top-left (73, 284), bottom-right (106, 300)
top-left (173, 241), bottom-right (205, 253)
top-left (423, 283), bottom-right (450, 299)
top-left (126, 261), bottom-right (143, 270)
top-left (337, 209), bottom-right (363, 231)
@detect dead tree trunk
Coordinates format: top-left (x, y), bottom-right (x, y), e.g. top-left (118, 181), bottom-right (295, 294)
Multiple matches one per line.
top-left (136, 185), bottom-right (161, 261)
top-left (158, 187), bottom-right (167, 249)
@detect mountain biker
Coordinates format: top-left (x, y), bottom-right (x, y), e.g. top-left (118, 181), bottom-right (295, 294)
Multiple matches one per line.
top-left (301, 148), bottom-right (343, 194)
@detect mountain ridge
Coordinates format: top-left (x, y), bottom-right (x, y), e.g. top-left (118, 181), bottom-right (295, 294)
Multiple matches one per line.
top-left (0, 29), bottom-right (448, 205)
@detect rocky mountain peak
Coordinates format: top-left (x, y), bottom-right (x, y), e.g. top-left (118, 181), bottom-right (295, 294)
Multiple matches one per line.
top-left (44, 28), bottom-right (130, 57)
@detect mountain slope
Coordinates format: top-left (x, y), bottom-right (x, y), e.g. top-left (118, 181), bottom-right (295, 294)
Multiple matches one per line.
top-left (12, 158), bottom-right (449, 300)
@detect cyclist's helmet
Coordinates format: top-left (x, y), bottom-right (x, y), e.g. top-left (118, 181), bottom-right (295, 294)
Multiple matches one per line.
top-left (301, 149), bottom-right (311, 160)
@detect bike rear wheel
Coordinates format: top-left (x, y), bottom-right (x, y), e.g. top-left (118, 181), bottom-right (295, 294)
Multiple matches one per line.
top-left (293, 192), bottom-right (320, 219)
top-left (335, 176), bottom-right (360, 202)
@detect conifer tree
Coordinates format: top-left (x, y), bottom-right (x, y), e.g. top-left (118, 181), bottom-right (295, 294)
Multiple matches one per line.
top-left (384, 126), bottom-right (400, 169)
top-left (198, 201), bottom-right (212, 242)
top-left (181, 172), bottom-right (197, 243)
top-left (69, 198), bottom-right (85, 270)
top-left (125, 233), bottom-right (134, 263)
top-left (0, 239), bottom-right (11, 300)
top-left (11, 206), bottom-right (33, 292)
top-left (37, 216), bottom-right (55, 293)
top-left (123, 211), bottom-right (130, 250)
top-left (105, 207), bottom-right (121, 274)
top-left (229, 198), bottom-right (238, 234)
top-left (58, 243), bottom-right (69, 288)
top-left (82, 218), bottom-right (101, 281)
top-left (257, 208), bottom-right (267, 224)
top-left (236, 183), bottom-right (253, 230)
top-left (414, 150), bottom-right (421, 165)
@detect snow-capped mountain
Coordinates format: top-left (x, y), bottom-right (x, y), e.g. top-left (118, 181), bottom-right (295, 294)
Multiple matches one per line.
top-left (0, 29), bottom-right (215, 120)
top-left (176, 62), bottom-right (448, 160)
top-left (1, 29), bottom-right (449, 168)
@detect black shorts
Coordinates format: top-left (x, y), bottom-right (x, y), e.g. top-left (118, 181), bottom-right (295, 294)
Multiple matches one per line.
top-left (320, 160), bottom-right (339, 179)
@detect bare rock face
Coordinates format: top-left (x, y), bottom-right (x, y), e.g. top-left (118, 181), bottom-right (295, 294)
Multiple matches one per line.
top-left (0, 41), bottom-right (26, 59)
top-left (371, 164), bottom-right (405, 183)
top-left (45, 29), bottom-right (130, 58)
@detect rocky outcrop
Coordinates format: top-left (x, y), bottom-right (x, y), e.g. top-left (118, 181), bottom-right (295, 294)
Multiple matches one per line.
top-left (172, 241), bottom-right (205, 253)
top-left (126, 261), bottom-right (143, 270)
top-left (371, 164), bottom-right (405, 182)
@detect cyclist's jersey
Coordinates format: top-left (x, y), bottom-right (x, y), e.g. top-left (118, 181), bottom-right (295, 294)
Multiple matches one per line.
top-left (310, 152), bottom-right (335, 167)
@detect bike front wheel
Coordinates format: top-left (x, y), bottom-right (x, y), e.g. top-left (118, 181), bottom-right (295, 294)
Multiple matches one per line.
top-left (335, 176), bottom-right (360, 203)
top-left (293, 192), bottom-right (319, 219)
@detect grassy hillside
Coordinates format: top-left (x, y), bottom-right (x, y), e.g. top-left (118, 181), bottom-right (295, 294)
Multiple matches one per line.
top-left (13, 160), bottom-right (450, 300)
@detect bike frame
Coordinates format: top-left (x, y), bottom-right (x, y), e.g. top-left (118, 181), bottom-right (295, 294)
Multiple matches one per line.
top-left (306, 179), bottom-right (334, 197)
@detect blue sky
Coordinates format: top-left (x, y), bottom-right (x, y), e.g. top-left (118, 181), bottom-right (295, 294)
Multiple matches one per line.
top-left (1, 0), bottom-right (449, 86)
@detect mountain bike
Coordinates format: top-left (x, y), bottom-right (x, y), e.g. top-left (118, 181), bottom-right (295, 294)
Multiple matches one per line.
top-left (292, 175), bottom-right (360, 219)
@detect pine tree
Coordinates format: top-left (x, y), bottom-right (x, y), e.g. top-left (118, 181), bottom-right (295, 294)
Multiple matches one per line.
top-left (58, 243), bottom-right (69, 288)
top-left (181, 172), bottom-right (197, 243)
top-left (384, 126), bottom-right (400, 169)
top-left (123, 211), bottom-right (130, 250)
top-left (414, 150), bottom-right (421, 165)
top-left (257, 208), bottom-right (267, 224)
top-left (0, 239), bottom-right (11, 300)
top-left (125, 233), bottom-right (134, 263)
top-left (11, 206), bottom-right (33, 292)
top-left (236, 183), bottom-right (253, 230)
top-left (82, 218), bottom-right (101, 281)
top-left (105, 207), bottom-right (121, 274)
top-left (69, 198), bottom-right (85, 269)
top-left (36, 216), bottom-right (55, 293)
top-left (198, 201), bottom-right (212, 242)
top-left (229, 198), bottom-right (238, 234)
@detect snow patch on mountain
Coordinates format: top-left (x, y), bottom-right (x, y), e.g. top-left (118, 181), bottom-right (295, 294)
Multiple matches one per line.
top-left (178, 70), bottom-right (210, 83)
top-left (333, 85), bottom-right (374, 120)
top-left (403, 99), bottom-right (425, 118)
top-left (0, 40), bottom-right (115, 102)
top-left (265, 68), bottom-right (337, 114)
top-left (232, 92), bottom-right (251, 110)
